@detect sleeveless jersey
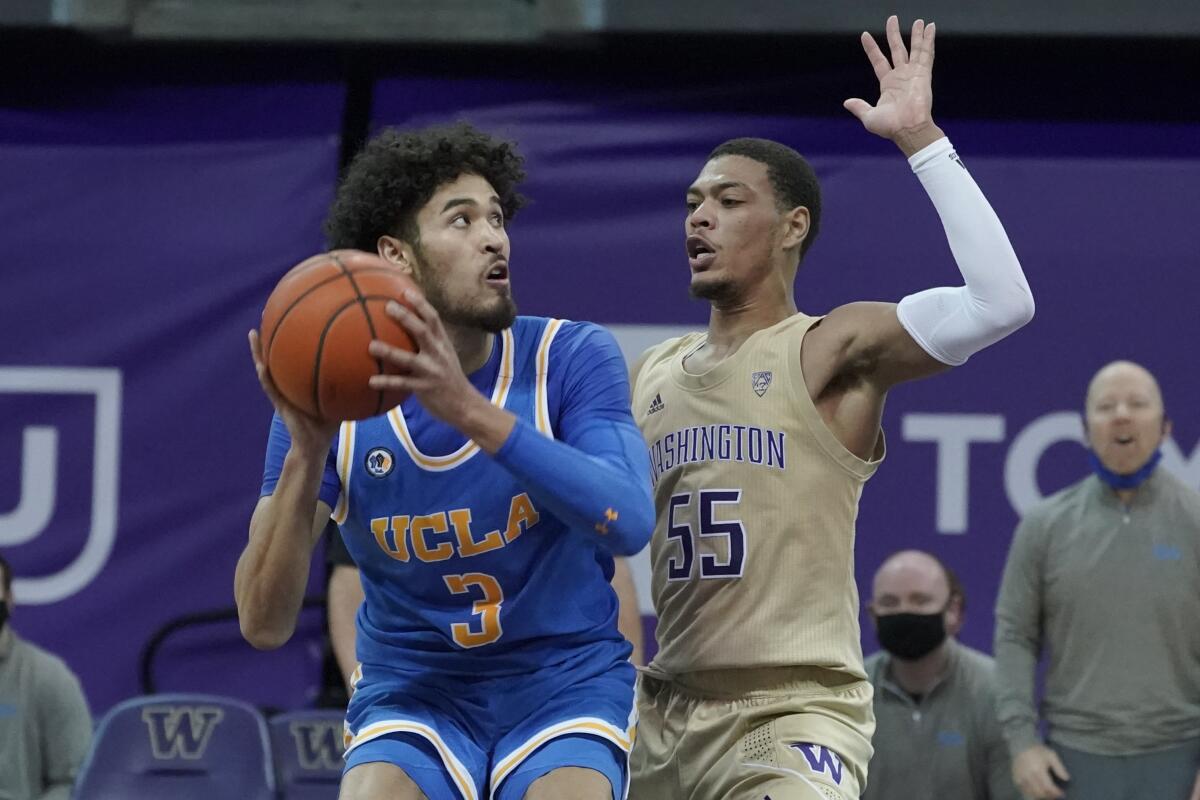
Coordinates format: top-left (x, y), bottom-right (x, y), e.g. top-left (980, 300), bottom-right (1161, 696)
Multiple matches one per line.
top-left (331, 316), bottom-right (625, 678)
top-left (633, 313), bottom-right (883, 680)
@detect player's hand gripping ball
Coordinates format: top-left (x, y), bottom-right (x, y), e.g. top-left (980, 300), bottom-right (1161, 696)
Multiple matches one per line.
top-left (260, 249), bottom-right (419, 422)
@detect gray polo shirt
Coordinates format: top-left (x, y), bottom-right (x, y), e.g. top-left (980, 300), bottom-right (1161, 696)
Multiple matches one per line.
top-left (863, 641), bottom-right (1019, 800)
top-left (994, 468), bottom-right (1200, 757)
top-left (0, 625), bottom-right (93, 800)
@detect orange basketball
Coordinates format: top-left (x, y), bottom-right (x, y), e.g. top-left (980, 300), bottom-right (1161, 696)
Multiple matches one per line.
top-left (260, 250), bottom-right (419, 422)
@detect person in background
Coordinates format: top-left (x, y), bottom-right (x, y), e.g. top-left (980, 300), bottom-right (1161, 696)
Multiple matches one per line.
top-left (0, 553), bottom-right (93, 800)
top-left (864, 549), bottom-right (1018, 800)
top-left (995, 360), bottom-right (1200, 800)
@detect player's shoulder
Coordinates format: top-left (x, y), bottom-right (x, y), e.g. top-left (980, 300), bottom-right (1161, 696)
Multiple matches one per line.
top-left (640, 331), bottom-right (705, 369)
top-left (514, 315), bottom-right (622, 359)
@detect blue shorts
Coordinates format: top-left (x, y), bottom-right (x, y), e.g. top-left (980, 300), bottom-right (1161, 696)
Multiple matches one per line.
top-left (343, 646), bottom-right (635, 800)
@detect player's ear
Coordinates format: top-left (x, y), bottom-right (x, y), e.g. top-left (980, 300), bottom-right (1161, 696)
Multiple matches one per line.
top-left (378, 235), bottom-right (417, 275)
top-left (780, 205), bottom-right (810, 252)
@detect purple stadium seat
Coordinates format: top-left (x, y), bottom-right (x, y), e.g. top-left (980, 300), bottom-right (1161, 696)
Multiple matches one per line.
top-left (269, 709), bottom-right (346, 800)
top-left (72, 693), bottom-right (275, 800)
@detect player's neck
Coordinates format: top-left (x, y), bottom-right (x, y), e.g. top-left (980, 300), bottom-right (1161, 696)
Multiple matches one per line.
top-left (445, 323), bottom-right (494, 375)
top-left (889, 639), bottom-right (953, 696)
top-left (704, 283), bottom-right (796, 358)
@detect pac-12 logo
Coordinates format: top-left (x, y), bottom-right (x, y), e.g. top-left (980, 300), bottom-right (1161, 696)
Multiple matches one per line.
top-left (751, 370), bottom-right (773, 397)
top-left (365, 448), bottom-right (395, 478)
top-left (0, 367), bottom-right (122, 604)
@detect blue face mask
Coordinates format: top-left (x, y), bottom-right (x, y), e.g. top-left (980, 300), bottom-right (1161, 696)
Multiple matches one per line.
top-left (1088, 448), bottom-right (1162, 490)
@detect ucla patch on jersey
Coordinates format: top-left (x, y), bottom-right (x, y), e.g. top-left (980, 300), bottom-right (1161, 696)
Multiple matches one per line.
top-left (364, 447), bottom-right (395, 478)
top-left (751, 370), bottom-right (773, 397)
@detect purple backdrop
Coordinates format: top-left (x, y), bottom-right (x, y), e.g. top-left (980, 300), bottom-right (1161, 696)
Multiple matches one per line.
top-left (371, 76), bottom-right (1200, 660)
top-left (2, 72), bottom-right (1197, 718)
top-left (0, 83), bottom-right (344, 713)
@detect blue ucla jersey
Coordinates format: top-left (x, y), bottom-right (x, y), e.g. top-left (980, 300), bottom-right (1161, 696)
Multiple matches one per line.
top-left (326, 317), bottom-right (626, 677)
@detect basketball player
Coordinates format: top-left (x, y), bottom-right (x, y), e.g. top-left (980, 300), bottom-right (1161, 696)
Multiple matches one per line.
top-left (629, 17), bottom-right (1034, 800)
top-left (235, 123), bottom-right (654, 800)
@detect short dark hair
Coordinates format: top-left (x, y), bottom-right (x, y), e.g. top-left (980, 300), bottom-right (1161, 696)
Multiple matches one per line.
top-left (325, 122), bottom-right (527, 251)
top-left (933, 554), bottom-right (966, 613)
top-left (708, 137), bottom-right (822, 259)
top-left (0, 553), bottom-right (10, 600)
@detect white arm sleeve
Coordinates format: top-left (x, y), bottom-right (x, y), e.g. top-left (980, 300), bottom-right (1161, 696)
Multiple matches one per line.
top-left (895, 137), bottom-right (1035, 366)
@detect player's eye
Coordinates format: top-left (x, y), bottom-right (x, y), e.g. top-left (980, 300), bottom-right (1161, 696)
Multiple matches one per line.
top-left (451, 213), bottom-right (470, 227)
top-left (720, 197), bottom-right (741, 207)
top-left (685, 200), bottom-right (699, 212)
top-left (489, 212), bottom-right (504, 227)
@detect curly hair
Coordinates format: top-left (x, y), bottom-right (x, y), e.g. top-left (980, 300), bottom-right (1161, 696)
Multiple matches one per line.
top-left (708, 137), bottom-right (822, 260)
top-left (325, 122), bottom-right (527, 251)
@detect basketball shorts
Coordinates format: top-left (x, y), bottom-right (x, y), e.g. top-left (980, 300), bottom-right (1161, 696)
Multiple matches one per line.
top-left (343, 647), bottom-right (637, 800)
top-left (629, 666), bottom-right (875, 800)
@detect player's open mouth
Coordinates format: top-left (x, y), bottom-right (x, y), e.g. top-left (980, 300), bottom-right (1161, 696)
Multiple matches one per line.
top-left (687, 235), bottom-right (717, 271)
top-left (485, 261), bottom-right (510, 286)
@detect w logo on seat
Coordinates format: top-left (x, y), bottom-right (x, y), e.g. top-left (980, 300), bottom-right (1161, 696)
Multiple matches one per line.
top-left (289, 720), bottom-right (345, 771)
top-left (142, 706), bottom-right (225, 760)
top-left (790, 742), bottom-right (844, 785)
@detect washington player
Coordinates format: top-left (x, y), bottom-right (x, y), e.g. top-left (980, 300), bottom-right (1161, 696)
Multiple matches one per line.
top-left (237, 123), bottom-right (653, 800)
top-left (629, 17), bottom-right (1034, 800)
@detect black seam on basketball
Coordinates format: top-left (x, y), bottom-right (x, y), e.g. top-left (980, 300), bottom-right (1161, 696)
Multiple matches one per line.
top-left (312, 298), bottom-right (366, 420)
top-left (332, 254), bottom-right (388, 417)
top-left (264, 271), bottom-right (356, 367)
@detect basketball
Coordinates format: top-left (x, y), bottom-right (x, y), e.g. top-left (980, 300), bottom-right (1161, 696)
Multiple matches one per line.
top-left (260, 249), bottom-right (419, 422)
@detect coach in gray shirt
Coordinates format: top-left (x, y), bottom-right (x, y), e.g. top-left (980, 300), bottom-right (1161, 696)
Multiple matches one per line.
top-left (0, 553), bottom-right (93, 800)
top-left (863, 550), bottom-right (1018, 800)
top-left (995, 360), bottom-right (1200, 800)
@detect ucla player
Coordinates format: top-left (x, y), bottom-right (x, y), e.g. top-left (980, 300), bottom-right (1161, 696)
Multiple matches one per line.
top-left (629, 17), bottom-right (1035, 800)
top-left (235, 123), bottom-right (654, 800)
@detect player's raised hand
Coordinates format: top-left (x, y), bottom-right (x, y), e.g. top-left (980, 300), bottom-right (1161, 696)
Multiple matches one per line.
top-left (248, 329), bottom-right (339, 454)
top-left (844, 15), bottom-right (943, 156)
top-left (367, 290), bottom-right (481, 426)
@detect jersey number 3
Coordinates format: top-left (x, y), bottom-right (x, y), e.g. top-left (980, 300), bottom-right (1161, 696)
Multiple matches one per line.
top-left (666, 489), bottom-right (746, 581)
top-left (443, 573), bottom-right (503, 648)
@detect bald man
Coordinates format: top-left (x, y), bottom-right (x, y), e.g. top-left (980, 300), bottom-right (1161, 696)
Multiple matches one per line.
top-left (864, 550), bottom-right (1018, 800)
top-left (995, 361), bottom-right (1200, 800)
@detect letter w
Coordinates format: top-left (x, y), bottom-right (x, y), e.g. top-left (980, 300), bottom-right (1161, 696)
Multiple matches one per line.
top-left (141, 706), bottom-right (225, 760)
top-left (790, 743), bottom-right (844, 785)
top-left (290, 720), bottom-right (345, 770)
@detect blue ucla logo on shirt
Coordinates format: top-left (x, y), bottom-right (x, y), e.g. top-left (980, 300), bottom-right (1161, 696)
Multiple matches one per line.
top-left (1153, 544), bottom-right (1182, 561)
top-left (937, 730), bottom-right (965, 747)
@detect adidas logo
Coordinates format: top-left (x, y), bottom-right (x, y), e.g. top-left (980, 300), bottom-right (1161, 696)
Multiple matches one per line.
top-left (647, 393), bottom-right (665, 415)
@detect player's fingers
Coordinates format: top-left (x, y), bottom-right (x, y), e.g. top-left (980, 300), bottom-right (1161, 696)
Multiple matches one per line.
top-left (367, 339), bottom-right (417, 370)
top-left (386, 300), bottom-right (434, 348)
top-left (860, 31), bottom-right (891, 81)
top-left (924, 21), bottom-right (936, 69)
top-left (248, 329), bottom-right (264, 367)
top-left (403, 288), bottom-right (445, 334)
top-left (885, 14), bottom-right (907, 66)
top-left (842, 98), bottom-right (872, 121)
top-left (367, 373), bottom-right (424, 392)
top-left (909, 19), bottom-right (924, 62)
top-left (1048, 752), bottom-right (1070, 782)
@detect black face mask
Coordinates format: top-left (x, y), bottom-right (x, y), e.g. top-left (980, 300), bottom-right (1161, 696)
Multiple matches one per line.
top-left (876, 611), bottom-right (947, 661)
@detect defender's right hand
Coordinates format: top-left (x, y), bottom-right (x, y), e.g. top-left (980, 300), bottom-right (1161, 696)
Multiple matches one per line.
top-left (1012, 744), bottom-right (1070, 800)
top-left (248, 330), bottom-right (339, 454)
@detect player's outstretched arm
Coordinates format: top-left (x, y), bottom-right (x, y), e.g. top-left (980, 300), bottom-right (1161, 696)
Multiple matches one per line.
top-left (829, 17), bottom-right (1034, 390)
top-left (235, 331), bottom-right (339, 650)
